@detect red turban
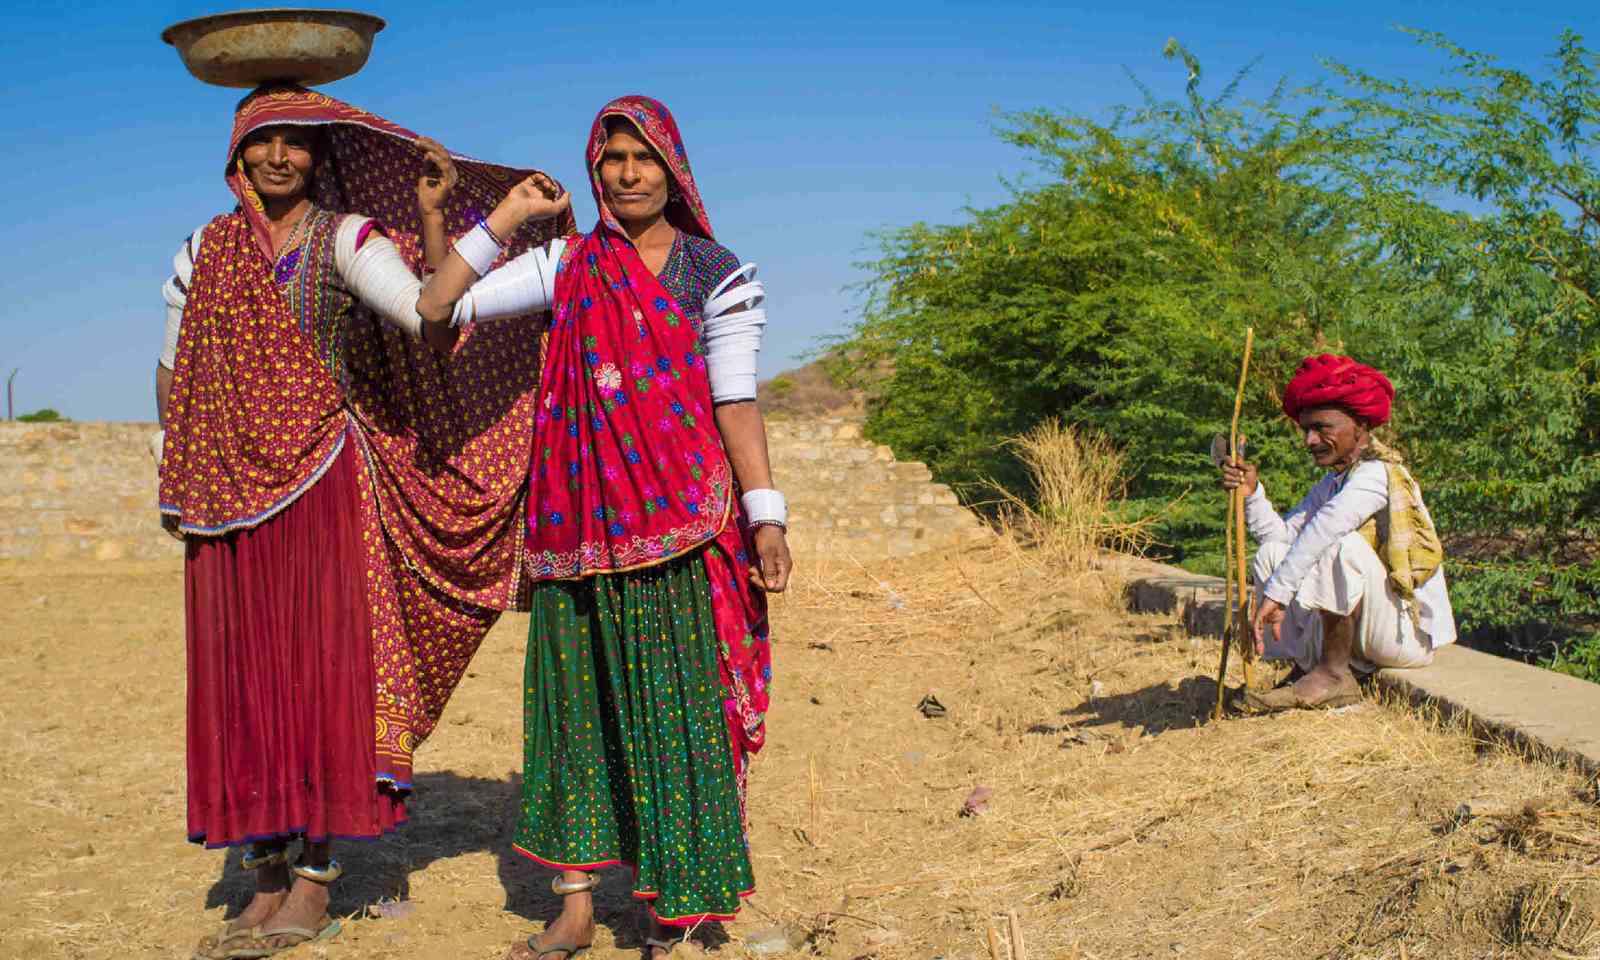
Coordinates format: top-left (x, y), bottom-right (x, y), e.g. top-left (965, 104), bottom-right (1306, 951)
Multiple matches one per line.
top-left (1281, 354), bottom-right (1394, 426)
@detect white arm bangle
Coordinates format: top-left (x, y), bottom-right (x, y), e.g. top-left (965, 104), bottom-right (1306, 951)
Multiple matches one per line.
top-left (453, 238), bottom-right (565, 327)
top-left (453, 222), bottom-right (503, 277)
top-left (161, 225), bottom-right (205, 368)
top-left (741, 488), bottom-right (787, 528)
top-left (337, 224), bottom-right (424, 337)
top-left (703, 264), bottom-right (766, 403)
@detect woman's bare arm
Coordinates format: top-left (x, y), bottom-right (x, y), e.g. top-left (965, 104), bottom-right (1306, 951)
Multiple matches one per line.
top-left (417, 175), bottom-right (570, 325)
top-left (715, 400), bottom-right (791, 592)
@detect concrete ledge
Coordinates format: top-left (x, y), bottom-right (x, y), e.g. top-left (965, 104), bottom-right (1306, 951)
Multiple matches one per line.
top-left (1126, 563), bottom-right (1228, 637)
top-left (1128, 570), bottom-right (1600, 775)
top-left (1376, 646), bottom-right (1600, 775)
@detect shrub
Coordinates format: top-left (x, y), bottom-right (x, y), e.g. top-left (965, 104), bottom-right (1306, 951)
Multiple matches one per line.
top-left (16, 408), bottom-right (67, 423)
top-left (837, 32), bottom-right (1600, 682)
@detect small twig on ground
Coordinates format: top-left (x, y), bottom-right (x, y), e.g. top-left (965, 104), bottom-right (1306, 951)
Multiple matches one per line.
top-left (1008, 909), bottom-right (1028, 960)
top-left (987, 922), bottom-right (1005, 960)
top-left (955, 553), bottom-right (1004, 616)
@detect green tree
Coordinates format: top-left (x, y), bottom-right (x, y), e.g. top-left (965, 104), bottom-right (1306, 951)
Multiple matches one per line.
top-left (16, 408), bottom-right (67, 423)
top-left (1311, 30), bottom-right (1600, 669)
top-left (836, 43), bottom-right (1400, 570)
top-left (838, 31), bottom-right (1600, 678)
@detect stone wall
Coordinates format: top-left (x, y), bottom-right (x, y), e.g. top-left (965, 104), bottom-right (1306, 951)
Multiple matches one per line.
top-left (765, 416), bottom-right (990, 558)
top-left (0, 417), bottom-right (988, 562)
top-left (0, 422), bottom-right (180, 561)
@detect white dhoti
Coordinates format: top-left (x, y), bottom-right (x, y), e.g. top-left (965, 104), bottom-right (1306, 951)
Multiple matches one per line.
top-left (1252, 532), bottom-right (1434, 674)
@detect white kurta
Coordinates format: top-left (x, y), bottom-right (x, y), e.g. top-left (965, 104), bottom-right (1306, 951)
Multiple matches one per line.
top-left (1245, 460), bottom-right (1458, 672)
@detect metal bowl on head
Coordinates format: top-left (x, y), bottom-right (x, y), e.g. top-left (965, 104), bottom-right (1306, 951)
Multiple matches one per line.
top-left (161, 8), bottom-right (386, 88)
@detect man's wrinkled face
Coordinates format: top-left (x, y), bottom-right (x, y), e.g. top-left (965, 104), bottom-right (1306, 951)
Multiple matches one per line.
top-left (1298, 406), bottom-right (1368, 470)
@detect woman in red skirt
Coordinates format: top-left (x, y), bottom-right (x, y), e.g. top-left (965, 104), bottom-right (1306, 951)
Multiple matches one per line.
top-left (158, 85), bottom-right (570, 957)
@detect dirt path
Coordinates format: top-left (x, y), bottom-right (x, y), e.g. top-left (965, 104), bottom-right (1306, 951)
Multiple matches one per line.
top-left (3, 547), bottom-right (1597, 959)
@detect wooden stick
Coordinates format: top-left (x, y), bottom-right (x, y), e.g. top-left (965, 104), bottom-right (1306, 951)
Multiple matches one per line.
top-left (1231, 328), bottom-right (1255, 688)
top-left (986, 923), bottom-right (1004, 960)
top-left (1236, 483), bottom-right (1255, 687)
top-left (1213, 327), bottom-right (1255, 718)
top-left (1007, 910), bottom-right (1028, 960)
top-left (1212, 491), bottom-right (1235, 721)
top-left (807, 755), bottom-right (820, 844)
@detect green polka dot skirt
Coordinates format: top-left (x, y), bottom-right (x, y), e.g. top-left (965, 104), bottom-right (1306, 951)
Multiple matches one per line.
top-left (513, 553), bottom-right (754, 925)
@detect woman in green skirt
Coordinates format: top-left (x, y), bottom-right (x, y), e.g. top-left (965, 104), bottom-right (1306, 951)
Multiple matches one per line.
top-left (417, 95), bottom-right (790, 959)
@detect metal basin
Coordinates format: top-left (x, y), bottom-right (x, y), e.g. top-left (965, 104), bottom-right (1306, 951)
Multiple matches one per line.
top-left (161, 8), bottom-right (387, 88)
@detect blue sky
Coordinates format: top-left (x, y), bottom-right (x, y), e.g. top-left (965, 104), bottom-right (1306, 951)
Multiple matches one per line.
top-left (0, 0), bottom-right (1588, 421)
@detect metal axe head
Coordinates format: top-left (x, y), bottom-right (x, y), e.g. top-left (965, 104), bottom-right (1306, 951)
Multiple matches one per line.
top-left (1209, 434), bottom-right (1247, 467)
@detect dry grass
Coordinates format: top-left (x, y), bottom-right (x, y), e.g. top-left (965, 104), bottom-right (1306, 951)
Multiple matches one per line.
top-left (3, 530), bottom-right (1598, 958)
top-left (985, 420), bottom-right (1159, 587)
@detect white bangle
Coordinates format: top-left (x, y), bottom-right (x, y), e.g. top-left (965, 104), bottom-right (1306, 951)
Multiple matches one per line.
top-left (453, 222), bottom-right (503, 277)
top-left (741, 488), bottom-right (787, 529)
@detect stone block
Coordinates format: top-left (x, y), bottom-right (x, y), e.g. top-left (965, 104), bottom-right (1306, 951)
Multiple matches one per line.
top-left (891, 462), bottom-right (932, 483)
top-left (65, 518), bottom-right (105, 536)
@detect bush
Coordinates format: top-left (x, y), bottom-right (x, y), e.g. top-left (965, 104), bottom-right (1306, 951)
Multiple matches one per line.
top-left (16, 408), bottom-right (67, 423)
top-left (837, 32), bottom-right (1600, 682)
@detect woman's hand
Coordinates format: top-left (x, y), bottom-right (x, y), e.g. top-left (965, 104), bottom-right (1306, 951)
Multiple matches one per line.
top-left (494, 173), bottom-right (571, 229)
top-left (748, 524), bottom-right (792, 593)
top-left (1219, 457), bottom-right (1258, 497)
top-left (415, 137), bottom-right (459, 218)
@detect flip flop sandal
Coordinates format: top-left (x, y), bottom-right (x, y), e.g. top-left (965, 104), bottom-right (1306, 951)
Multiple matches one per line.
top-left (223, 916), bottom-right (341, 958)
top-left (526, 936), bottom-right (590, 960)
top-left (644, 936), bottom-right (677, 957)
top-left (191, 925), bottom-right (255, 960)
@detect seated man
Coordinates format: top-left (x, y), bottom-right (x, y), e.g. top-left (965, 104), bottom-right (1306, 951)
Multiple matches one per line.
top-left (1220, 354), bottom-right (1456, 711)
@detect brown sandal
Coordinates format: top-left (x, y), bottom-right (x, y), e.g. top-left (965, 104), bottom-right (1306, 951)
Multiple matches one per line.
top-left (1241, 674), bottom-right (1361, 713)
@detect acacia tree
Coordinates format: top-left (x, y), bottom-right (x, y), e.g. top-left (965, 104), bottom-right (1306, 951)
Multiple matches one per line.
top-left (1312, 30), bottom-right (1600, 672)
top-left (837, 44), bottom-right (1400, 567)
top-left (839, 33), bottom-right (1600, 678)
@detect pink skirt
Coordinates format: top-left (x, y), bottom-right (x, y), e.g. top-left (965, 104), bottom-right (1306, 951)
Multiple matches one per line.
top-left (184, 440), bottom-right (407, 847)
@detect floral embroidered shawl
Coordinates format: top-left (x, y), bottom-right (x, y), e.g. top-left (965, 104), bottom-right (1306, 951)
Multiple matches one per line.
top-left (528, 95), bottom-right (773, 768)
top-left (160, 86), bottom-right (576, 785)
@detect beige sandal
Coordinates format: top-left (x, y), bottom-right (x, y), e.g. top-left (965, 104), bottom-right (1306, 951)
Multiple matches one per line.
top-left (191, 846), bottom-right (291, 960)
top-left (224, 858), bottom-right (345, 957)
top-left (223, 917), bottom-right (341, 958)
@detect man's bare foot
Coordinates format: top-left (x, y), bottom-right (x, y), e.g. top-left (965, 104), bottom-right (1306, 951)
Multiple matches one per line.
top-left (1241, 666), bottom-right (1360, 713)
top-left (506, 904), bottom-right (596, 960)
top-left (1291, 665), bottom-right (1358, 704)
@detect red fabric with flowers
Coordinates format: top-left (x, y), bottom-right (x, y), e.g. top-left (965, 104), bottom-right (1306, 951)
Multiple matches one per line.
top-left (525, 95), bottom-right (771, 759)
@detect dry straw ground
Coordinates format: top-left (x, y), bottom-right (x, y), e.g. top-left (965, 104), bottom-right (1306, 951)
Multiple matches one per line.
top-left (5, 448), bottom-right (1600, 958)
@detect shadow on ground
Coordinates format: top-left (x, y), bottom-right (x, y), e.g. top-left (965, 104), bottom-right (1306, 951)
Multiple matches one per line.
top-left (202, 769), bottom-right (731, 954)
top-left (1061, 675), bottom-right (1220, 736)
